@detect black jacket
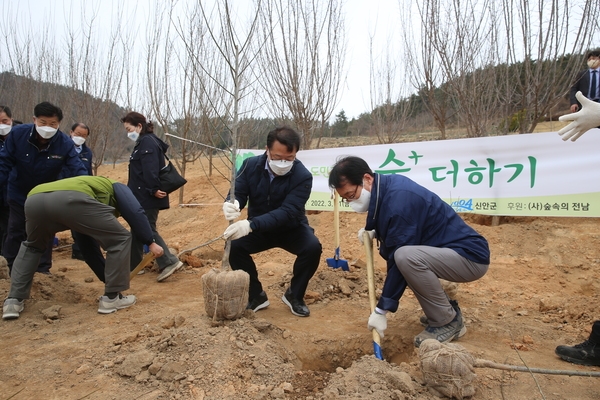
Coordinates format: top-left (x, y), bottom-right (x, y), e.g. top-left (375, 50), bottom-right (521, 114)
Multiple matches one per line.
top-left (570, 68), bottom-right (600, 106)
top-left (59, 144), bottom-right (93, 178)
top-left (231, 152), bottom-right (312, 233)
top-left (127, 133), bottom-right (170, 210)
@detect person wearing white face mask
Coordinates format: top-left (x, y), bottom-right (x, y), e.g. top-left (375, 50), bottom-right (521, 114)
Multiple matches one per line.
top-left (222, 126), bottom-right (322, 317)
top-left (121, 111), bottom-right (183, 282)
top-left (0, 102), bottom-right (88, 275)
top-left (569, 49), bottom-right (600, 113)
top-left (329, 156), bottom-right (490, 348)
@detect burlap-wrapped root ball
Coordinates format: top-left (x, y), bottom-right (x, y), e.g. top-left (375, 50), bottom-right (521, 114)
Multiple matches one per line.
top-left (440, 279), bottom-right (459, 300)
top-left (419, 339), bottom-right (477, 399)
top-left (202, 268), bottom-right (249, 320)
top-left (0, 256), bottom-right (8, 280)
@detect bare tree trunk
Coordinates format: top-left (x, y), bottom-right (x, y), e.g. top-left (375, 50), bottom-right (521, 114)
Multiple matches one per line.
top-left (258, 0), bottom-right (346, 149)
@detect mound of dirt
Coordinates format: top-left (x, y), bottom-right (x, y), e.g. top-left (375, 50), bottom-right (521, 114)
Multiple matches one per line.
top-left (1, 157), bottom-right (599, 400)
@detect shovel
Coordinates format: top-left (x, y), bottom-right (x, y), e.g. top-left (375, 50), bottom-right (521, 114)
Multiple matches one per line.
top-left (363, 230), bottom-right (383, 360)
top-left (130, 252), bottom-right (156, 281)
top-left (326, 192), bottom-right (349, 271)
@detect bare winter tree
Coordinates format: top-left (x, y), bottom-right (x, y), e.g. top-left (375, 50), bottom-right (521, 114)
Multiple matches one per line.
top-left (258, 0), bottom-right (346, 149)
top-left (368, 31), bottom-right (415, 144)
top-left (400, 1), bottom-right (451, 139)
top-left (64, 4), bottom-right (132, 173)
top-left (146, 2), bottom-right (215, 203)
top-left (498, 0), bottom-right (600, 133)
top-left (175, 0), bottom-right (263, 200)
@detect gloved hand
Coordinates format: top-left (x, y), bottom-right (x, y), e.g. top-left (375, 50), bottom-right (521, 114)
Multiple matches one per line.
top-left (222, 200), bottom-right (241, 221)
top-left (358, 228), bottom-right (375, 245)
top-left (223, 219), bottom-right (251, 240)
top-left (367, 310), bottom-right (387, 338)
top-left (558, 91), bottom-right (600, 142)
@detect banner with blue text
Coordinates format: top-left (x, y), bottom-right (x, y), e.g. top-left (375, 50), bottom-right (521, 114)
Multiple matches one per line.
top-left (237, 129), bottom-right (600, 216)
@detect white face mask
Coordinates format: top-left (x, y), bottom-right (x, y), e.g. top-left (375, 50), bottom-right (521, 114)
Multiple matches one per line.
top-left (127, 131), bottom-right (139, 142)
top-left (588, 59), bottom-right (600, 69)
top-left (349, 183), bottom-right (371, 213)
top-left (269, 159), bottom-right (293, 176)
top-left (36, 125), bottom-right (58, 139)
top-left (0, 124), bottom-right (11, 136)
top-left (72, 136), bottom-right (86, 146)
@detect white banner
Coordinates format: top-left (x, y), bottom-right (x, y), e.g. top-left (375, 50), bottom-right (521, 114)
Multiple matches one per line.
top-left (237, 129), bottom-right (600, 217)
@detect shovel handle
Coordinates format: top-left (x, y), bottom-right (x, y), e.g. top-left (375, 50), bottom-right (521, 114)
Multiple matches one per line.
top-left (333, 192), bottom-right (340, 251)
top-left (363, 231), bottom-right (383, 360)
top-left (130, 252), bottom-right (156, 281)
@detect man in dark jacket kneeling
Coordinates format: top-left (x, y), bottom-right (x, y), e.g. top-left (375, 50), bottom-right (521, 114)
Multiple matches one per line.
top-left (222, 126), bottom-right (322, 317)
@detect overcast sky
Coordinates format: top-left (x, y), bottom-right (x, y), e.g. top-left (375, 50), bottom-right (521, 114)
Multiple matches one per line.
top-left (4, 0), bottom-right (407, 122)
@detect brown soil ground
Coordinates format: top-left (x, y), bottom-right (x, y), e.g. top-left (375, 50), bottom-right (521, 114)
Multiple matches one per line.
top-left (1, 130), bottom-right (599, 399)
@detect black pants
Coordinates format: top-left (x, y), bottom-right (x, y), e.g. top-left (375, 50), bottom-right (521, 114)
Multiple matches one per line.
top-left (229, 224), bottom-right (322, 301)
top-left (0, 203), bottom-right (9, 255)
top-left (3, 198), bottom-right (52, 273)
top-left (72, 230), bottom-right (106, 282)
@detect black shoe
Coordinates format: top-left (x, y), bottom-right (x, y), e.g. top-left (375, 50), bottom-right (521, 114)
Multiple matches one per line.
top-left (281, 288), bottom-right (310, 317)
top-left (555, 340), bottom-right (600, 366)
top-left (247, 291), bottom-right (270, 312)
top-left (72, 251), bottom-right (85, 261)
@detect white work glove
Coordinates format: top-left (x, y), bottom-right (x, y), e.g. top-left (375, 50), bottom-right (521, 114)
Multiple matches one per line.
top-left (222, 200), bottom-right (241, 221)
top-left (558, 91), bottom-right (600, 142)
top-left (358, 228), bottom-right (375, 245)
top-left (223, 219), bottom-right (251, 240)
top-left (367, 310), bottom-right (387, 338)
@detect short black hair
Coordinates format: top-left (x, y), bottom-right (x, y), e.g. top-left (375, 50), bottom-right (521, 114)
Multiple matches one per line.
top-left (71, 122), bottom-right (90, 135)
top-left (266, 126), bottom-right (301, 152)
top-left (328, 156), bottom-right (374, 188)
top-left (0, 105), bottom-right (12, 118)
top-left (34, 102), bottom-right (63, 121)
top-left (586, 49), bottom-right (600, 59)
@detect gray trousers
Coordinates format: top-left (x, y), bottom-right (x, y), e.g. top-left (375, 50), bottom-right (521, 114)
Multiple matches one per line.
top-left (9, 191), bottom-right (131, 299)
top-left (130, 208), bottom-right (178, 271)
top-left (394, 246), bottom-right (488, 327)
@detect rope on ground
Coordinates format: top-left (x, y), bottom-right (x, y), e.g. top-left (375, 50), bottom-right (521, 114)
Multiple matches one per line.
top-left (177, 235), bottom-right (225, 257)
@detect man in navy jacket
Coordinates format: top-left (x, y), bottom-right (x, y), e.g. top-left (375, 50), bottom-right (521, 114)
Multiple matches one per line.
top-left (222, 126), bottom-right (322, 317)
top-left (569, 49), bottom-right (600, 113)
top-left (0, 102), bottom-right (87, 274)
top-left (329, 156), bottom-right (490, 347)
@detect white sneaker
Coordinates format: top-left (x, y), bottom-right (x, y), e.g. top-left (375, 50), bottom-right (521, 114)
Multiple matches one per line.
top-left (3, 298), bottom-right (24, 320)
top-left (156, 260), bottom-right (183, 282)
top-left (98, 294), bottom-right (136, 314)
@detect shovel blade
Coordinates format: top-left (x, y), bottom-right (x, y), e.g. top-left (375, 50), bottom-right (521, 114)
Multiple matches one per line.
top-left (326, 247), bottom-right (350, 271)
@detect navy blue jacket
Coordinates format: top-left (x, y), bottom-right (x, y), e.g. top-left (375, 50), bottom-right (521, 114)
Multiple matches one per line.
top-left (59, 143), bottom-right (93, 178)
top-left (0, 136), bottom-right (7, 207)
top-left (127, 133), bottom-right (170, 210)
top-left (364, 173), bottom-right (490, 312)
top-left (231, 152), bottom-right (312, 233)
top-left (0, 124), bottom-right (88, 205)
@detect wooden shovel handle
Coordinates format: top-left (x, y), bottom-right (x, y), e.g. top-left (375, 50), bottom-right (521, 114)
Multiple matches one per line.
top-left (130, 252), bottom-right (156, 281)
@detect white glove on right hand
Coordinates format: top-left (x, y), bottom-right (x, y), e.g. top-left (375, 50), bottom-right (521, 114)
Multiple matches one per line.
top-left (367, 311), bottom-right (387, 338)
top-left (558, 91), bottom-right (600, 142)
top-left (222, 200), bottom-right (241, 221)
top-left (223, 219), bottom-right (251, 240)
top-left (358, 228), bottom-right (375, 245)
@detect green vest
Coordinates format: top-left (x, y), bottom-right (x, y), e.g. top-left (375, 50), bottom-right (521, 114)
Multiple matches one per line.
top-left (28, 176), bottom-right (118, 209)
